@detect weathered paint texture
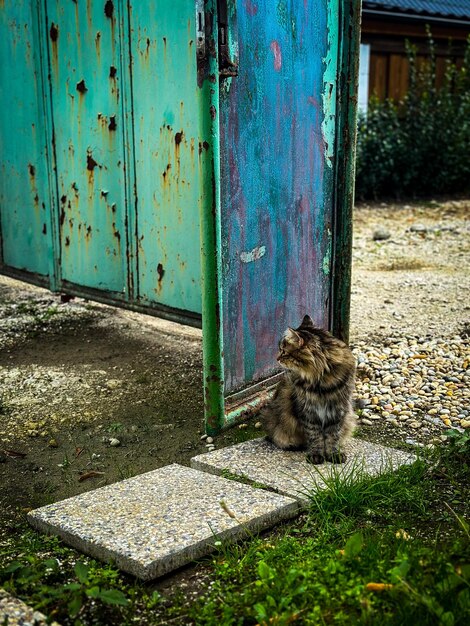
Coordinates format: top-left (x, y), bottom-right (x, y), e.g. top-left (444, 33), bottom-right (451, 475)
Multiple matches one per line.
top-left (0, 0), bottom-right (205, 317)
top-left (0, 0), bottom-right (51, 276)
top-left (219, 0), bottom-right (338, 395)
top-left (130, 1), bottom-right (203, 313)
top-left (47, 0), bottom-right (128, 293)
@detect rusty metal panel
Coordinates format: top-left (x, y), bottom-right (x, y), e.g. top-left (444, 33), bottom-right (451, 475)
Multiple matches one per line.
top-left (45, 0), bottom-right (128, 294)
top-left (0, 0), bottom-right (51, 277)
top-left (219, 0), bottom-right (339, 398)
top-left (129, 0), bottom-right (203, 314)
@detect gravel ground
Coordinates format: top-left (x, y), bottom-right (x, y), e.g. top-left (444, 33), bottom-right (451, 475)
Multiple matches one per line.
top-left (350, 198), bottom-right (470, 447)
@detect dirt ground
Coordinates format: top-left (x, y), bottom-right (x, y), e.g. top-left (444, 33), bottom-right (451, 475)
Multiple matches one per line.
top-left (0, 198), bottom-right (469, 523)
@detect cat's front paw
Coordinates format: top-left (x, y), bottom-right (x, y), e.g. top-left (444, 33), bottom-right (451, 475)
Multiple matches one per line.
top-left (325, 451), bottom-right (347, 464)
top-left (306, 452), bottom-right (325, 465)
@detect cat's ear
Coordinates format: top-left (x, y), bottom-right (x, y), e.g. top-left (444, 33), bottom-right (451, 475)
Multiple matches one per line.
top-left (300, 314), bottom-right (315, 329)
top-left (285, 327), bottom-right (304, 347)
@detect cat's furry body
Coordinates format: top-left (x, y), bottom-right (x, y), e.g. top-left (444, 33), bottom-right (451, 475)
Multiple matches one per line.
top-left (261, 315), bottom-right (356, 464)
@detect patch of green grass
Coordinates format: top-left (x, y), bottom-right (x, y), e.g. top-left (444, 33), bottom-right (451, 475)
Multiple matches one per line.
top-left (0, 529), bottom-right (160, 626)
top-left (189, 434), bottom-right (470, 625)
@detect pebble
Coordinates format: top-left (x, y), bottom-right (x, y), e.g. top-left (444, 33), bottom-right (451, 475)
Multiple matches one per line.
top-left (373, 229), bottom-right (391, 241)
top-left (353, 335), bottom-right (470, 440)
top-left (205, 437), bottom-right (214, 444)
top-left (48, 438), bottom-right (58, 448)
top-left (200, 434), bottom-right (208, 440)
top-left (109, 438), bottom-right (121, 447)
top-left (255, 421), bottom-right (262, 429)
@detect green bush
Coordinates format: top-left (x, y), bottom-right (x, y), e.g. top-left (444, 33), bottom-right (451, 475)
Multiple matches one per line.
top-left (355, 34), bottom-right (470, 200)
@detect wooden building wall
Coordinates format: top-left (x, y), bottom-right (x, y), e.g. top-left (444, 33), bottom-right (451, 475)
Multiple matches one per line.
top-left (362, 14), bottom-right (470, 101)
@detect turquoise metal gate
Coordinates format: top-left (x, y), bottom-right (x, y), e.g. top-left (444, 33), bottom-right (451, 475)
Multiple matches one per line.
top-left (0, 1), bottom-right (361, 432)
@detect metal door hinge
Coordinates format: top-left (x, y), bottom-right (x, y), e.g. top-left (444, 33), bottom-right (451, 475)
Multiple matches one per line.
top-left (217, 0), bottom-right (238, 78)
top-left (196, 0), bottom-right (206, 60)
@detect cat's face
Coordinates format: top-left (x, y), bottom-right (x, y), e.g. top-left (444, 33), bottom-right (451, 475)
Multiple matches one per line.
top-left (277, 315), bottom-right (318, 375)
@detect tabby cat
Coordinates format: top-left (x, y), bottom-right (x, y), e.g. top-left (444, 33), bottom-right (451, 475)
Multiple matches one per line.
top-left (261, 315), bottom-right (356, 464)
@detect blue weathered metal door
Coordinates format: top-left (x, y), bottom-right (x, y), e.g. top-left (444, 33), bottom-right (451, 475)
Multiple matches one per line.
top-left (201, 0), bottom-right (360, 430)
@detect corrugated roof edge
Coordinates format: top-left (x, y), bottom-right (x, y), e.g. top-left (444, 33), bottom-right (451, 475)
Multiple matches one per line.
top-left (362, 1), bottom-right (470, 20)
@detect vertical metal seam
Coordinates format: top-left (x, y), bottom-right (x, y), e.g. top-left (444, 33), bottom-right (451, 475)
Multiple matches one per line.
top-left (117, 0), bottom-right (139, 302)
top-left (38, 0), bottom-right (61, 291)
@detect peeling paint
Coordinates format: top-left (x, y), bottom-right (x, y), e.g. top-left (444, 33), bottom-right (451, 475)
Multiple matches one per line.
top-left (240, 246), bottom-right (266, 263)
top-left (322, 229), bottom-right (332, 275)
top-left (321, 0), bottom-right (338, 169)
top-left (269, 41), bottom-right (282, 71)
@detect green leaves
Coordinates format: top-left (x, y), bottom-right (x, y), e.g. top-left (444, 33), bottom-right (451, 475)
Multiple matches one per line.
top-left (356, 34), bottom-right (470, 199)
top-left (0, 553), bottom-right (128, 621)
top-left (344, 532), bottom-right (364, 558)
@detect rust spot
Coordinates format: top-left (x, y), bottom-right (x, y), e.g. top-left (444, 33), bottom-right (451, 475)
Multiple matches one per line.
top-left (72, 182), bottom-right (79, 192)
top-left (108, 115), bottom-right (117, 131)
top-left (104, 1), bottom-right (114, 18)
top-left (109, 65), bottom-right (117, 78)
top-left (67, 200), bottom-right (71, 209)
top-left (163, 37), bottom-right (167, 46)
top-left (42, 224), bottom-right (47, 235)
top-left (65, 236), bottom-right (70, 246)
top-left (76, 79), bottom-right (88, 94)
top-left (86, 225), bottom-right (92, 236)
top-left (49, 23), bottom-right (58, 42)
top-left (175, 131), bottom-right (183, 145)
top-left (210, 105), bottom-right (216, 120)
top-left (60, 194), bottom-right (67, 204)
top-left (203, 141), bottom-right (209, 151)
top-left (87, 153), bottom-right (98, 171)
top-left (111, 203), bottom-right (116, 213)
top-left (209, 74), bottom-right (216, 83)
top-left (28, 164), bottom-right (35, 177)
top-left (60, 208), bottom-right (65, 225)
top-left (157, 263), bottom-right (165, 282)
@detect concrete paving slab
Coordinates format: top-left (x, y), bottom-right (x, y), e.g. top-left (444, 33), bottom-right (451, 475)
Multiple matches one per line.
top-left (27, 464), bottom-right (298, 580)
top-left (0, 589), bottom-right (61, 626)
top-left (191, 437), bottom-right (416, 503)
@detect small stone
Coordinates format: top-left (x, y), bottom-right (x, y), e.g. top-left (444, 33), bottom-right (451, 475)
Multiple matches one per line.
top-left (409, 421), bottom-right (420, 429)
top-left (109, 438), bottom-right (121, 447)
top-left (106, 379), bottom-right (123, 389)
top-left (238, 423), bottom-right (248, 429)
top-left (373, 229), bottom-right (391, 241)
top-left (255, 421), bottom-right (262, 429)
top-left (410, 223), bottom-right (428, 233)
top-left (206, 436), bottom-right (214, 444)
top-left (48, 439), bottom-right (59, 448)
top-left (460, 419), bottom-right (470, 429)
top-left (200, 434), bottom-right (208, 440)
top-left (361, 418), bottom-right (373, 426)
